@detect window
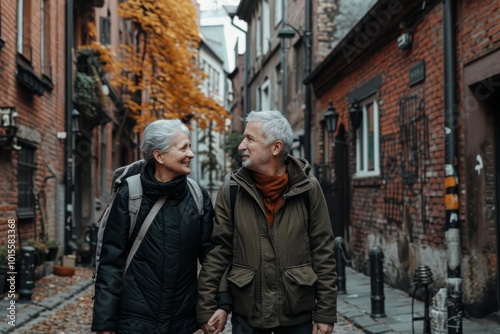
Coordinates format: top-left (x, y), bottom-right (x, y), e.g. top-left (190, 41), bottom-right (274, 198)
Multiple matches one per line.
top-left (295, 40), bottom-right (304, 93)
top-left (256, 86), bottom-right (262, 110)
top-left (100, 17), bottom-right (111, 45)
top-left (41, 0), bottom-right (51, 76)
top-left (261, 79), bottom-right (271, 110)
top-left (274, 0), bottom-right (283, 26)
top-left (256, 16), bottom-right (262, 58)
top-left (17, 0), bottom-right (32, 58)
top-left (356, 99), bottom-right (380, 176)
top-left (18, 144), bottom-right (37, 219)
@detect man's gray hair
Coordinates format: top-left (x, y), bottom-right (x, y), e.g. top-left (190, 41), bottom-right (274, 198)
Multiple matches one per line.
top-left (141, 119), bottom-right (190, 163)
top-left (245, 110), bottom-right (293, 161)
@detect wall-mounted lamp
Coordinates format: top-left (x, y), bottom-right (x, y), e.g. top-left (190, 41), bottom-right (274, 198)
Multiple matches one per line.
top-left (349, 100), bottom-right (363, 131)
top-left (324, 100), bottom-right (339, 134)
top-left (397, 31), bottom-right (412, 50)
top-left (0, 106), bottom-right (19, 148)
top-left (278, 26), bottom-right (296, 39)
top-left (72, 109), bottom-right (81, 134)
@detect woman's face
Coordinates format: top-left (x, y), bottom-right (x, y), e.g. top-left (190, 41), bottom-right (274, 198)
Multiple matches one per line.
top-left (157, 131), bottom-right (195, 179)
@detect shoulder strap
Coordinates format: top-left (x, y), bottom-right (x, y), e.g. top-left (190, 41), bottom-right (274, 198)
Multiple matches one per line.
top-left (187, 178), bottom-right (204, 217)
top-left (224, 173), bottom-right (238, 222)
top-left (126, 174), bottom-right (143, 238)
top-left (124, 196), bottom-right (167, 275)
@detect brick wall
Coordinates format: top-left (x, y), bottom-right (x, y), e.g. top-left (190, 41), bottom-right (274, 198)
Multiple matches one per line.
top-left (0, 0), bottom-right (66, 244)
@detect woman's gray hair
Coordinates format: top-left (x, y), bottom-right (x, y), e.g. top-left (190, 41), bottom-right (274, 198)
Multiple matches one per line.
top-left (141, 119), bottom-right (190, 163)
top-left (245, 110), bottom-right (293, 161)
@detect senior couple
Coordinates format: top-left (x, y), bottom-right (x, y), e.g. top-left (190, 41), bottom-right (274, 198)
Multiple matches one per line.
top-left (91, 110), bottom-right (337, 334)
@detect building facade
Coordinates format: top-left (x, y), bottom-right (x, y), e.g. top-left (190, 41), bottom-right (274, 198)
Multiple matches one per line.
top-left (0, 0), bottom-right (67, 249)
top-left (308, 0), bottom-right (500, 318)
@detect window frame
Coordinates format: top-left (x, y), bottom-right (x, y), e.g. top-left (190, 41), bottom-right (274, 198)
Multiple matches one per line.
top-left (355, 98), bottom-right (380, 177)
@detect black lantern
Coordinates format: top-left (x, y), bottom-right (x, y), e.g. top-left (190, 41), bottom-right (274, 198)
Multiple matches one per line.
top-left (324, 100), bottom-right (339, 134)
top-left (349, 100), bottom-right (362, 131)
top-left (72, 109), bottom-right (81, 134)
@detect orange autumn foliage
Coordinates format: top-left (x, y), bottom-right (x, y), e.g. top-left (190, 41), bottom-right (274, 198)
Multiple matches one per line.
top-left (109, 0), bottom-right (229, 132)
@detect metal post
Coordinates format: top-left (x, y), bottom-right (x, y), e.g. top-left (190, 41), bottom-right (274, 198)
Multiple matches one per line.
top-left (412, 265), bottom-right (434, 334)
top-left (18, 246), bottom-right (36, 303)
top-left (369, 246), bottom-right (386, 318)
top-left (334, 236), bottom-right (347, 294)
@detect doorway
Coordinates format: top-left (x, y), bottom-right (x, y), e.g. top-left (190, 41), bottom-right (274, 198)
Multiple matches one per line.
top-left (333, 125), bottom-right (350, 241)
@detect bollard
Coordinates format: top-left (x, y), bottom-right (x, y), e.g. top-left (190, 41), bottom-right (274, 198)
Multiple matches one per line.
top-left (18, 246), bottom-right (36, 303)
top-left (334, 236), bottom-right (347, 294)
top-left (412, 265), bottom-right (433, 334)
top-left (369, 246), bottom-right (386, 318)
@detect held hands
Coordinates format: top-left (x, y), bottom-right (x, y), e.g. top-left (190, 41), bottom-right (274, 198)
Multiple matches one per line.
top-left (200, 309), bottom-right (228, 334)
top-left (312, 322), bottom-right (334, 334)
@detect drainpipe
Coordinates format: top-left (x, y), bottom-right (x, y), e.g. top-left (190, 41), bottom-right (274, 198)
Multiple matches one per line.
top-left (64, 0), bottom-right (75, 255)
top-left (443, 1), bottom-right (462, 333)
top-left (229, 16), bottom-right (249, 116)
top-left (303, 0), bottom-right (312, 162)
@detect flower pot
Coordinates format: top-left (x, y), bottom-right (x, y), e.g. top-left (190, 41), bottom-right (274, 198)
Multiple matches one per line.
top-left (53, 266), bottom-right (75, 277)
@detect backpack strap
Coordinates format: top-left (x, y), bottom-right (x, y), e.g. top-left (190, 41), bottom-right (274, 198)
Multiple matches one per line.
top-left (125, 174), bottom-right (143, 238)
top-left (124, 196), bottom-right (167, 275)
top-left (187, 178), bottom-right (204, 217)
top-left (224, 173), bottom-right (238, 222)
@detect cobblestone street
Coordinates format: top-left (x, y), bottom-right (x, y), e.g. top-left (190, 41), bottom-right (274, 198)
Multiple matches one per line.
top-left (14, 273), bottom-right (364, 334)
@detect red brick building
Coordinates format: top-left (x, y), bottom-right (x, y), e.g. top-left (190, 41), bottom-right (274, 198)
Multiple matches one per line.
top-left (0, 0), bottom-right (67, 246)
top-left (307, 0), bottom-right (500, 318)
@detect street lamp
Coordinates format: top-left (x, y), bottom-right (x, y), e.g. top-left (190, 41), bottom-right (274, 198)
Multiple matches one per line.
top-left (349, 100), bottom-right (363, 131)
top-left (324, 100), bottom-right (339, 134)
top-left (72, 109), bottom-right (81, 134)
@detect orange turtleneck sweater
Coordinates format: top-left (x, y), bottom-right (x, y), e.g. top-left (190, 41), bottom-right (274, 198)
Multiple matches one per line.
top-left (253, 171), bottom-right (289, 229)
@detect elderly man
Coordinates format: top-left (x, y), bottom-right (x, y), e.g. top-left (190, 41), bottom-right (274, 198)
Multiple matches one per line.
top-left (198, 110), bottom-right (337, 334)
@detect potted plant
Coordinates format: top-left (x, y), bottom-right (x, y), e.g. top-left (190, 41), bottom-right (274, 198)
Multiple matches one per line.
top-left (45, 239), bottom-right (60, 261)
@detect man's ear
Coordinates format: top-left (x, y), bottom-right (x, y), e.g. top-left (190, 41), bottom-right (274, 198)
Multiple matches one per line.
top-left (272, 141), bottom-right (283, 157)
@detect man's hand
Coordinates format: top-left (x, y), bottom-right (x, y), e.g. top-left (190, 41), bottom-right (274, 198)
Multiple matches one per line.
top-left (312, 322), bottom-right (334, 334)
top-left (97, 331), bottom-right (116, 334)
top-left (200, 309), bottom-right (228, 334)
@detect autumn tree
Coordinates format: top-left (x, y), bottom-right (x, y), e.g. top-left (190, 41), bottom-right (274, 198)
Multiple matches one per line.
top-left (111, 0), bottom-right (229, 131)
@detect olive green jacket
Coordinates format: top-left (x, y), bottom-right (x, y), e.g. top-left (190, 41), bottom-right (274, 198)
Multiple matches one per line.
top-left (197, 156), bottom-right (337, 328)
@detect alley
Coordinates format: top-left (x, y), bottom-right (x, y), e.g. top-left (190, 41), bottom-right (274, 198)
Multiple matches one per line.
top-left (14, 283), bottom-right (364, 334)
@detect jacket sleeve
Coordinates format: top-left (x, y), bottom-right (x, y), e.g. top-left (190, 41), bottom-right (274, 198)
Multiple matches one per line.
top-left (91, 187), bottom-right (131, 331)
top-left (308, 176), bottom-right (338, 323)
top-left (197, 178), bottom-right (234, 323)
top-left (198, 187), bottom-right (215, 263)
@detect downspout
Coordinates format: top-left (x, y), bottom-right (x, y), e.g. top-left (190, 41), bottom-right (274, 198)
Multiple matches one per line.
top-left (64, 0), bottom-right (75, 255)
top-left (303, 0), bottom-right (312, 162)
top-left (443, 1), bottom-right (462, 333)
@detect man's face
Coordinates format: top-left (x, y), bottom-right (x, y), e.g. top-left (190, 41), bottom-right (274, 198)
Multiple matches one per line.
top-left (238, 121), bottom-right (272, 171)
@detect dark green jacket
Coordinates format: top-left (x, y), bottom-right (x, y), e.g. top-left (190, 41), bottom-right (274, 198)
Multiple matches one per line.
top-left (197, 156), bottom-right (337, 328)
top-left (92, 164), bottom-right (215, 333)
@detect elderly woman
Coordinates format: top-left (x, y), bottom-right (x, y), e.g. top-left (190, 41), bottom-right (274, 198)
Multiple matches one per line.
top-left (91, 119), bottom-right (229, 333)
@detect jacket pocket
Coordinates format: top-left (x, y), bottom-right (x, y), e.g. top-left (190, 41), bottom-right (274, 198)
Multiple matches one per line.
top-left (283, 264), bottom-right (317, 315)
top-left (227, 263), bottom-right (256, 316)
